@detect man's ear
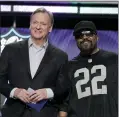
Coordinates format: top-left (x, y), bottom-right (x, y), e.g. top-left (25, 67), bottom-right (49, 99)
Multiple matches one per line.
top-left (96, 36), bottom-right (99, 41)
top-left (29, 21), bottom-right (32, 29)
top-left (49, 24), bottom-right (53, 33)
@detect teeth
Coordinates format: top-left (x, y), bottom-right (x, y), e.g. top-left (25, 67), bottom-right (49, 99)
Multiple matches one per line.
top-left (84, 42), bottom-right (89, 44)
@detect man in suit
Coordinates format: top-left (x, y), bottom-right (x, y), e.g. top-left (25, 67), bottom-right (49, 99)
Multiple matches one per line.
top-left (0, 8), bottom-right (70, 117)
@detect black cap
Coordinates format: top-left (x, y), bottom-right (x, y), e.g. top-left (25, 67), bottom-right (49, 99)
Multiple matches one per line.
top-left (73, 21), bottom-right (97, 36)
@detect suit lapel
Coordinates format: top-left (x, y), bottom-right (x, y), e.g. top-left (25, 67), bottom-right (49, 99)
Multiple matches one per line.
top-left (19, 40), bottom-right (55, 80)
top-left (19, 40), bottom-right (32, 79)
top-left (33, 43), bottom-right (54, 79)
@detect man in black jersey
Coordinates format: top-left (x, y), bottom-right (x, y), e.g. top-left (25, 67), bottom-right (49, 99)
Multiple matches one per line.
top-left (58, 21), bottom-right (118, 117)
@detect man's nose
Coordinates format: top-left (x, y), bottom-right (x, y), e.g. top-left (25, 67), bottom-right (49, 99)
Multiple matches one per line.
top-left (83, 34), bottom-right (88, 39)
top-left (36, 24), bottom-right (41, 29)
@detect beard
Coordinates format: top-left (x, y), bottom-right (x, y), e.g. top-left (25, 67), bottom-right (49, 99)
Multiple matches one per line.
top-left (77, 40), bottom-right (97, 56)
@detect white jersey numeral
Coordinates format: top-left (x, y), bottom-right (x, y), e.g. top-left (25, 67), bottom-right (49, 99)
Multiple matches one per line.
top-left (74, 65), bottom-right (107, 99)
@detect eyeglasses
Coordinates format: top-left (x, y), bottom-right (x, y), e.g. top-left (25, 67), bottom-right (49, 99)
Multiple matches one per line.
top-left (75, 30), bottom-right (96, 39)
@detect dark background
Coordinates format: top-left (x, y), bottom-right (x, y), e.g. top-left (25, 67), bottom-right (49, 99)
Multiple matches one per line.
top-left (0, 1), bottom-right (118, 31)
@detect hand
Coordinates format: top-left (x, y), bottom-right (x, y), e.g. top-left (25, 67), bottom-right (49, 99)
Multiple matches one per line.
top-left (14, 88), bottom-right (30, 103)
top-left (29, 89), bottom-right (47, 103)
top-left (58, 111), bottom-right (67, 117)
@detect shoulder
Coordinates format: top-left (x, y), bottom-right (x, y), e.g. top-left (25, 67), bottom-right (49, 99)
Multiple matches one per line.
top-left (67, 56), bottom-right (79, 67)
top-left (99, 49), bottom-right (118, 66)
top-left (3, 40), bottom-right (26, 51)
top-left (1, 40), bottom-right (27, 58)
top-left (100, 49), bottom-right (117, 60)
top-left (1, 40), bottom-right (26, 58)
top-left (49, 43), bottom-right (68, 58)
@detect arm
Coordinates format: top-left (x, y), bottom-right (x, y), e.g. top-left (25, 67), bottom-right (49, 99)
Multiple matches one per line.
top-left (107, 54), bottom-right (118, 111)
top-left (51, 54), bottom-right (71, 98)
top-left (56, 57), bottom-right (71, 117)
top-left (58, 87), bottom-right (71, 117)
top-left (112, 56), bottom-right (118, 107)
top-left (0, 45), bottom-right (15, 98)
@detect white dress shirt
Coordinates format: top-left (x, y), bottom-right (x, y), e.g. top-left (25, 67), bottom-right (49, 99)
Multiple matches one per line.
top-left (10, 38), bottom-right (54, 99)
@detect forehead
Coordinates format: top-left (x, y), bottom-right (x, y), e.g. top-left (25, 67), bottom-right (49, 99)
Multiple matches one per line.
top-left (31, 12), bottom-right (51, 22)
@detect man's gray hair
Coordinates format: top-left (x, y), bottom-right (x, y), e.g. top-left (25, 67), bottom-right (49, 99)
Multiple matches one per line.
top-left (30, 7), bottom-right (54, 26)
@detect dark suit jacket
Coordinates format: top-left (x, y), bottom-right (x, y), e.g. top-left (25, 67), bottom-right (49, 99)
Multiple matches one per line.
top-left (0, 40), bottom-right (70, 117)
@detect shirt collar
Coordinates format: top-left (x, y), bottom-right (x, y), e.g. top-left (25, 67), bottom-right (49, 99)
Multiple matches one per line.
top-left (28, 38), bottom-right (48, 50)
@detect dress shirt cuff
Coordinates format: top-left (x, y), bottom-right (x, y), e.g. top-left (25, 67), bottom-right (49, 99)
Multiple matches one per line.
top-left (46, 88), bottom-right (54, 99)
top-left (10, 88), bottom-right (18, 98)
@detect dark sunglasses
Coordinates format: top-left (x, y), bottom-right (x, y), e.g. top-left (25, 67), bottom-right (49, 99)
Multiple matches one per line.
top-left (75, 30), bottom-right (96, 39)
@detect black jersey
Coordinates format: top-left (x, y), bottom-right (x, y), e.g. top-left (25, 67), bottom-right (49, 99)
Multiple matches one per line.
top-left (66, 49), bottom-right (118, 117)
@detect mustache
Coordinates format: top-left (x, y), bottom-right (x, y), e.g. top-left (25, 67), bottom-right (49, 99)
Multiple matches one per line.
top-left (80, 40), bottom-right (92, 44)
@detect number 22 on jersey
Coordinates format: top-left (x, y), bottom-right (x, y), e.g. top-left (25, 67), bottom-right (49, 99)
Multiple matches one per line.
top-left (74, 65), bottom-right (107, 99)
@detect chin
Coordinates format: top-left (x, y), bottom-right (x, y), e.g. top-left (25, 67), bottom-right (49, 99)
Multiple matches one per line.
top-left (80, 48), bottom-right (94, 55)
top-left (81, 47), bottom-right (91, 51)
top-left (33, 36), bottom-right (43, 40)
